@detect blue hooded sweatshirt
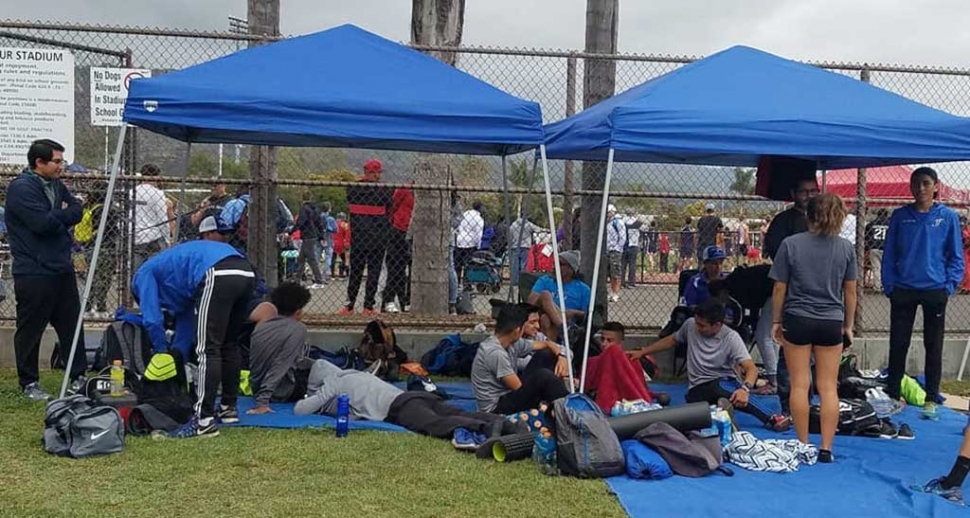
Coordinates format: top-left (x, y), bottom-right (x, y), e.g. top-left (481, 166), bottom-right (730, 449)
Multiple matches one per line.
top-left (882, 202), bottom-right (964, 296)
top-left (131, 240), bottom-right (242, 356)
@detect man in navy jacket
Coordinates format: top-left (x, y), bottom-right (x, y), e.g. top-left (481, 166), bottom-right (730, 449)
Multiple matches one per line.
top-left (4, 139), bottom-right (87, 400)
top-left (883, 167), bottom-right (964, 420)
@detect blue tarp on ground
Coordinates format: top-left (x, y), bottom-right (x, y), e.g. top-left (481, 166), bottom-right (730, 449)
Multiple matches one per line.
top-left (227, 381), bottom-right (478, 431)
top-left (611, 383), bottom-right (969, 518)
top-left (123, 24), bottom-right (543, 155)
top-left (543, 46), bottom-right (970, 169)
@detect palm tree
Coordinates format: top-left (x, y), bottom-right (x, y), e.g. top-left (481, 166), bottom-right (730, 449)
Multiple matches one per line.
top-left (731, 167), bottom-right (756, 195)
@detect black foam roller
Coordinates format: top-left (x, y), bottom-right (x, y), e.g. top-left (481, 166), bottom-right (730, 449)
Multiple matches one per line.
top-left (491, 432), bottom-right (535, 462)
top-left (608, 402), bottom-right (712, 441)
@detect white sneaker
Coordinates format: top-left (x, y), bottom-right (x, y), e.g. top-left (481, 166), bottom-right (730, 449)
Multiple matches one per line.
top-left (609, 294), bottom-right (619, 303)
top-left (384, 302), bottom-right (400, 313)
top-left (83, 310), bottom-right (99, 320)
top-left (309, 283), bottom-right (326, 289)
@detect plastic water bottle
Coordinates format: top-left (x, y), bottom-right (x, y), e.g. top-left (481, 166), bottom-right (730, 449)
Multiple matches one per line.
top-left (713, 409), bottom-right (733, 446)
top-left (110, 360), bottom-right (125, 396)
top-left (335, 393), bottom-right (350, 438)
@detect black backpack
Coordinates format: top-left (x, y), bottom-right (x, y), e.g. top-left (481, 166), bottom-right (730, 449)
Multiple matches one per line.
top-left (93, 320), bottom-right (155, 377)
top-left (809, 398), bottom-right (881, 436)
top-left (137, 351), bottom-right (194, 426)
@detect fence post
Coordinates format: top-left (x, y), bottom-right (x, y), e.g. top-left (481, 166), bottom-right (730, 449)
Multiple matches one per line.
top-left (562, 54), bottom-right (577, 250)
top-left (856, 66), bottom-right (870, 336)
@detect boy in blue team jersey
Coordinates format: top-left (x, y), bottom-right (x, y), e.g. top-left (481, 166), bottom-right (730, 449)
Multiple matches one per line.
top-left (882, 167), bottom-right (964, 420)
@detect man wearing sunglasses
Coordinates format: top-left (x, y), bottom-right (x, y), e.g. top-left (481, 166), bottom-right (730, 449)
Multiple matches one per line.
top-left (4, 139), bottom-right (87, 401)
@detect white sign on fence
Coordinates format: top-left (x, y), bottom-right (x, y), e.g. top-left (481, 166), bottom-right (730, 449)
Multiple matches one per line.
top-left (0, 47), bottom-right (75, 165)
top-left (90, 67), bottom-right (151, 127)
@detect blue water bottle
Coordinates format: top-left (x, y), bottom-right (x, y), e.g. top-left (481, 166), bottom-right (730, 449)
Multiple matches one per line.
top-left (335, 393), bottom-right (350, 438)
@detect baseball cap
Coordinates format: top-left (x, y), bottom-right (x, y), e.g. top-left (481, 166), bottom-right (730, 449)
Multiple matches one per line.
top-left (607, 204), bottom-right (617, 213)
top-left (364, 159), bottom-right (383, 174)
top-left (559, 250), bottom-right (581, 272)
top-left (705, 203), bottom-right (715, 211)
top-left (702, 245), bottom-right (726, 263)
top-left (199, 215), bottom-right (233, 234)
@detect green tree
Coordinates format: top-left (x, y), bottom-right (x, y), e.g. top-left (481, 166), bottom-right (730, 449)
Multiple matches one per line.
top-left (731, 167), bottom-right (756, 195)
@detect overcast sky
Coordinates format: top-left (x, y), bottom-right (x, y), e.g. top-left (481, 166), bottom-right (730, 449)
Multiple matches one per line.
top-left (8, 0), bottom-right (970, 68)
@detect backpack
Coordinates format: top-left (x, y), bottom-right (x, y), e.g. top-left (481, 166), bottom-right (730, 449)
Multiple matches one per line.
top-left (636, 422), bottom-right (733, 478)
top-left (356, 320), bottom-right (408, 381)
top-left (42, 395), bottom-right (125, 458)
top-left (94, 320), bottom-right (154, 378)
top-left (809, 398), bottom-right (881, 436)
top-left (553, 393), bottom-right (625, 478)
top-left (136, 352), bottom-right (194, 426)
top-left (75, 203), bottom-right (102, 244)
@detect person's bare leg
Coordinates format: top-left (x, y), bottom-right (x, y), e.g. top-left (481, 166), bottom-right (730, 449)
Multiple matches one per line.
top-left (540, 314), bottom-right (558, 342)
top-left (783, 343), bottom-right (812, 445)
top-left (813, 344), bottom-right (844, 452)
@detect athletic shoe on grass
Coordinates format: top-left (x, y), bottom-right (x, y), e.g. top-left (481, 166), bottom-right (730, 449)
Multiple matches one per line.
top-left (23, 382), bottom-right (51, 402)
top-left (452, 428), bottom-right (486, 451)
top-left (171, 416), bottom-right (219, 439)
top-left (911, 477), bottom-right (965, 506)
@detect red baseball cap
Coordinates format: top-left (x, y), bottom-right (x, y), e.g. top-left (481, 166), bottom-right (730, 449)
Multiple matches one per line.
top-left (364, 159), bottom-right (383, 174)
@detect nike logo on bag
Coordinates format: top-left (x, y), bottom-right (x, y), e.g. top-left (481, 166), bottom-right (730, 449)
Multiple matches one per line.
top-left (91, 430), bottom-right (110, 440)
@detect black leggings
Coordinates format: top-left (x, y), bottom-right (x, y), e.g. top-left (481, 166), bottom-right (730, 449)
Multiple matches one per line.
top-left (887, 288), bottom-right (947, 402)
top-left (686, 378), bottom-right (774, 425)
top-left (494, 349), bottom-right (569, 414)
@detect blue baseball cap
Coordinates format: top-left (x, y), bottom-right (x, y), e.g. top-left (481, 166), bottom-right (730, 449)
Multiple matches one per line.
top-left (702, 245), bottom-right (726, 263)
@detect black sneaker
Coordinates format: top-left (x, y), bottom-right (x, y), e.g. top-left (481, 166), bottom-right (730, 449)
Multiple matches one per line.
top-left (819, 449), bottom-right (834, 463)
top-left (897, 423), bottom-right (915, 440)
top-left (218, 405), bottom-right (239, 424)
top-left (876, 419), bottom-right (898, 439)
top-left (197, 417), bottom-right (220, 437)
top-left (23, 382), bottom-right (52, 402)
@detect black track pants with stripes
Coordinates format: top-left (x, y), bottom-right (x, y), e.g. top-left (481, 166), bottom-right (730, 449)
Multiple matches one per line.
top-left (193, 256), bottom-right (256, 420)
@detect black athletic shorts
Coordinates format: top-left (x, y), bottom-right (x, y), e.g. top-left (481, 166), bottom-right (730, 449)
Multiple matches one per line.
top-left (782, 314), bottom-right (842, 347)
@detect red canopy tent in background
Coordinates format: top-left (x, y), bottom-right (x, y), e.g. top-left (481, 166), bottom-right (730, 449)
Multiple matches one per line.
top-left (822, 165), bottom-right (970, 207)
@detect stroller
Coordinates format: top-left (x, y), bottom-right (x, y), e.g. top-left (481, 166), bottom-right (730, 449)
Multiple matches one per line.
top-left (464, 250), bottom-right (503, 294)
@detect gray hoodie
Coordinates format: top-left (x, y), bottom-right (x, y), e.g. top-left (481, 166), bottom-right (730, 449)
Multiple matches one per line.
top-left (293, 360), bottom-right (403, 421)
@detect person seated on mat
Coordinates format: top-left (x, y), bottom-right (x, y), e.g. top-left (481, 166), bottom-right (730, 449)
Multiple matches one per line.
top-left (511, 302), bottom-right (550, 373)
top-left (246, 282), bottom-right (315, 415)
top-left (527, 250), bottom-right (591, 342)
top-left (683, 245), bottom-right (728, 307)
top-left (582, 321), bottom-right (655, 412)
top-left (471, 303), bottom-right (570, 414)
top-left (294, 358), bottom-right (517, 441)
top-left (629, 300), bottom-right (791, 432)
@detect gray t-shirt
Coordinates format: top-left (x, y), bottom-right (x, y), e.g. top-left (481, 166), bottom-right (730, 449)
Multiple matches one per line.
top-left (769, 232), bottom-right (857, 321)
top-left (471, 336), bottom-right (533, 412)
top-left (676, 318), bottom-right (751, 389)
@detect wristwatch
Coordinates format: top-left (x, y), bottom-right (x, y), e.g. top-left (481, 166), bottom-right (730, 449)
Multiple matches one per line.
top-left (742, 382), bottom-right (753, 391)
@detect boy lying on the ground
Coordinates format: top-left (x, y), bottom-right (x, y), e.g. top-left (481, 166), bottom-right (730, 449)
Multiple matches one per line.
top-left (295, 359), bottom-right (517, 439)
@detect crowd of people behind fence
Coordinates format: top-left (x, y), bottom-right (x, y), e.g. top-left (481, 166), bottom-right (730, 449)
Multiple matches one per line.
top-left (8, 153), bottom-right (970, 322)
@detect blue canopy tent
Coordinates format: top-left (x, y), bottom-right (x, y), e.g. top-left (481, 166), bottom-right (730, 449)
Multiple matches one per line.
top-left (542, 45), bottom-right (970, 388)
top-left (62, 24), bottom-right (580, 395)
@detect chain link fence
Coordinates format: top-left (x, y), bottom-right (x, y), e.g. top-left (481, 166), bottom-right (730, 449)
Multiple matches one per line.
top-left (3, 20), bottom-right (970, 333)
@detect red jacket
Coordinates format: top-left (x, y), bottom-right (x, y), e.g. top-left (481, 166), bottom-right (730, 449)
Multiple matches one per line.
top-left (334, 220), bottom-right (351, 254)
top-left (389, 188), bottom-right (414, 232)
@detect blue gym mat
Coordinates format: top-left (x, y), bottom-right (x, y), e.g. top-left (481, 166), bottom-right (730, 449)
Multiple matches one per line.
top-left (610, 383), bottom-right (969, 518)
top-left (226, 381), bottom-right (478, 432)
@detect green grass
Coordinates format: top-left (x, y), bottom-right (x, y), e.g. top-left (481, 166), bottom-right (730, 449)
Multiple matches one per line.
top-left (0, 370), bottom-right (625, 518)
top-left (942, 379), bottom-right (970, 398)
